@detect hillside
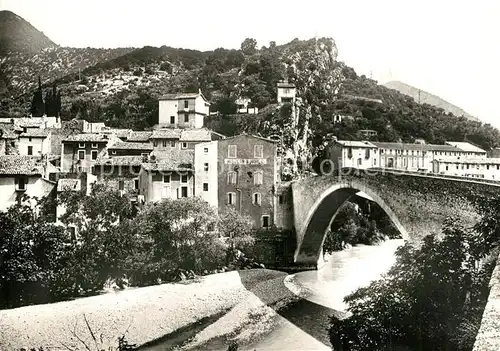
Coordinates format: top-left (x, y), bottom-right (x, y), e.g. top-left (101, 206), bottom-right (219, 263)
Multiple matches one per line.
top-left (1, 11), bottom-right (499, 178)
top-left (0, 11), bottom-right (135, 106)
top-left (383, 80), bottom-right (479, 122)
top-left (0, 10), bottom-right (56, 55)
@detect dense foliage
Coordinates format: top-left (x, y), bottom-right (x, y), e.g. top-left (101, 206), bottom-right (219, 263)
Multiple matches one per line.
top-left (29, 77), bottom-right (62, 117)
top-left (323, 201), bottom-right (400, 253)
top-left (328, 198), bottom-right (500, 350)
top-left (0, 189), bottom-right (259, 309)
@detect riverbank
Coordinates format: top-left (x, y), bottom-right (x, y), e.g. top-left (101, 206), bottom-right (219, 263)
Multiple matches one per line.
top-left (0, 270), bottom-right (290, 350)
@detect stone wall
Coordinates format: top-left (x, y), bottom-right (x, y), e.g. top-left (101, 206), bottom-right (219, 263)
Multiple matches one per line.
top-left (473, 251), bottom-right (500, 351)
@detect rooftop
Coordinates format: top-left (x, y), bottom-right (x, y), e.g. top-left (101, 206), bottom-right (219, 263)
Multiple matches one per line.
top-left (150, 129), bottom-right (182, 139)
top-left (144, 149), bottom-right (194, 171)
top-left (102, 128), bottom-right (132, 138)
top-left (63, 133), bottom-right (112, 143)
top-left (128, 131), bottom-right (153, 142)
top-left (108, 141), bottom-right (153, 151)
top-left (445, 141), bottom-right (486, 153)
top-left (219, 133), bottom-right (278, 144)
top-left (336, 140), bottom-right (377, 148)
top-left (180, 129), bottom-right (213, 142)
top-left (94, 155), bottom-right (145, 167)
top-left (277, 82), bottom-right (296, 88)
top-left (0, 156), bottom-right (43, 175)
top-left (57, 178), bottom-right (81, 192)
top-left (159, 90), bottom-right (210, 104)
top-left (20, 129), bottom-right (51, 138)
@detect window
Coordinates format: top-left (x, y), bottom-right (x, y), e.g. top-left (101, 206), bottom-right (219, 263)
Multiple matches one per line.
top-left (347, 147), bottom-right (353, 159)
top-left (184, 100), bottom-right (189, 109)
top-left (254, 145), bottom-right (264, 158)
top-left (181, 186), bottom-right (188, 198)
top-left (278, 195), bottom-right (284, 204)
top-left (119, 180), bottom-right (124, 190)
top-left (79, 143), bottom-right (85, 148)
top-left (91, 143), bottom-right (98, 148)
top-left (487, 165), bottom-right (490, 170)
top-left (204, 163), bottom-right (209, 172)
top-left (445, 165), bottom-right (449, 171)
top-left (141, 153), bottom-right (149, 158)
top-left (262, 215), bottom-right (270, 228)
top-left (153, 140), bottom-right (158, 147)
top-left (227, 192), bottom-right (236, 205)
top-left (403, 158), bottom-right (407, 167)
top-left (204, 147), bottom-right (208, 153)
top-left (78, 150), bottom-right (85, 160)
top-left (171, 141), bottom-right (176, 147)
top-left (254, 171), bottom-right (263, 185)
top-left (203, 183), bottom-right (209, 191)
top-left (253, 193), bottom-right (262, 206)
top-left (134, 179), bottom-right (139, 189)
top-left (357, 158), bottom-right (362, 166)
top-left (91, 150), bottom-right (98, 160)
top-left (373, 158), bottom-right (377, 166)
top-left (227, 171), bottom-right (237, 184)
top-left (16, 177), bottom-right (27, 191)
top-left (228, 145), bottom-right (237, 158)
top-left (27, 146), bottom-right (33, 155)
top-left (181, 142), bottom-right (188, 149)
top-left (181, 174), bottom-right (188, 183)
top-left (170, 116), bottom-right (175, 124)
top-left (162, 140), bottom-right (167, 147)
top-left (23, 127), bottom-right (27, 133)
top-left (163, 175), bottom-right (170, 183)
top-left (28, 137), bottom-right (32, 142)
top-left (365, 148), bottom-right (370, 159)
top-left (184, 113), bottom-right (189, 123)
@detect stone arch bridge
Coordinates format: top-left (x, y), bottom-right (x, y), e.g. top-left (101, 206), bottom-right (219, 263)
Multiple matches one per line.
top-left (280, 169), bottom-right (500, 268)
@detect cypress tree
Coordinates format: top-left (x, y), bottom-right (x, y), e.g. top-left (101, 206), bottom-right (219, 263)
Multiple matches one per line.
top-left (30, 76), bottom-right (45, 117)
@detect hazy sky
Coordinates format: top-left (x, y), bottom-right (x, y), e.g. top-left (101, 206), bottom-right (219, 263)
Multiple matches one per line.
top-left (2, 0), bottom-right (500, 127)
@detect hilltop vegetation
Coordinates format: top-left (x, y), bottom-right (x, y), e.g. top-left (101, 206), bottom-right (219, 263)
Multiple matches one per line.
top-left (1, 11), bottom-right (500, 174)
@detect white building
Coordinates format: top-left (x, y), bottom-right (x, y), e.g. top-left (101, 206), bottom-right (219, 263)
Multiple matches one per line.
top-left (277, 82), bottom-right (296, 105)
top-left (235, 97), bottom-right (258, 114)
top-left (158, 90), bottom-right (210, 129)
top-left (326, 140), bottom-right (378, 170)
top-left (18, 129), bottom-right (52, 156)
top-left (445, 141), bottom-right (487, 158)
top-left (432, 157), bottom-right (500, 180)
top-left (0, 155), bottom-right (56, 212)
top-left (193, 141), bottom-right (218, 208)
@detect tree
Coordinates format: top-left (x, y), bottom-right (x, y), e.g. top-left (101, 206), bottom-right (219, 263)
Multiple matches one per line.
top-left (30, 76), bottom-right (45, 117)
top-left (218, 207), bottom-right (256, 263)
top-left (240, 38), bottom-right (257, 55)
top-left (0, 196), bottom-right (73, 308)
top-left (328, 217), bottom-right (496, 350)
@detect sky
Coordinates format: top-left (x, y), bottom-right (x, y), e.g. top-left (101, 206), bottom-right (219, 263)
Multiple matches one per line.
top-left (2, 0), bottom-right (500, 127)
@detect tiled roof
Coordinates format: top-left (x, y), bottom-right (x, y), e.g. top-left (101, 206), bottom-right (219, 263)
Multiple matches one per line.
top-left (277, 82), bottom-right (295, 88)
top-left (180, 129), bottom-right (212, 142)
top-left (336, 140), bottom-right (377, 148)
top-left (428, 144), bottom-right (462, 152)
top-left (57, 178), bottom-right (81, 192)
top-left (0, 117), bottom-right (46, 127)
top-left (219, 134), bottom-right (278, 143)
top-left (0, 156), bottom-right (43, 175)
top-left (94, 155), bottom-right (145, 166)
top-left (445, 141), bottom-right (486, 153)
top-left (102, 128), bottom-right (132, 138)
top-left (151, 129), bottom-right (182, 139)
top-left (160, 92), bottom-right (200, 100)
top-left (108, 141), bottom-right (153, 151)
top-left (63, 133), bottom-right (111, 143)
top-left (20, 129), bottom-right (51, 138)
top-left (371, 142), bottom-right (433, 151)
top-left (144, 149), bottom-right (194, 171)
top-left (128, 131), bottom-right (153, 142)
top-left (0, 125), bottom-right (19, 139)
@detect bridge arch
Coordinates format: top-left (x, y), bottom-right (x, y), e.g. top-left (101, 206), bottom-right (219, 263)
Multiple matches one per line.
top-left (293, 180), bottom-right (408, 267)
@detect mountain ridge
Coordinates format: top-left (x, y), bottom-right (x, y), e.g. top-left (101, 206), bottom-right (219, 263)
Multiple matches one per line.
top-left (1, 11), bottom-right (499, 157)
top-left (382, 80), bottom-right (479, 122)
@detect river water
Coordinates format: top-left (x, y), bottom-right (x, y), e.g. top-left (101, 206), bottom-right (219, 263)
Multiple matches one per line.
top-left (242, 239), bottom-right (405, 350)
top-left (144, 239), bottom-right (405, 351)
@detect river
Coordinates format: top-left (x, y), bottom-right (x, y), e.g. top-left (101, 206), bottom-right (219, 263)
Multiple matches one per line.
top-left (144, 238), bottom-right (404, 351)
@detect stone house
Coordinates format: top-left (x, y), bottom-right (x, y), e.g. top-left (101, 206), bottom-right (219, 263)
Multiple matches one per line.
top-left (158, 90), bottom-right (210, 128)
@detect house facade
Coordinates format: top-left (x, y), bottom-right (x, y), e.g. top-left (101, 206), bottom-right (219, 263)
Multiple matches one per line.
top-left (18, 129), bottom-right (52, 156)
top-left (277, 82), bottom-right (296, 105)
top-left (326, 140), bottom-right (378, 170)
top-left (0, 155), bottom-right (56, 212)
top-left (216, 134), bottom-right (278, 229)
top-left (61, 134), bottom-right (116, 172)
top-left (193, 141), bottom-right (218, 208)
top-left (158, 90), bottom-right (210, 129)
